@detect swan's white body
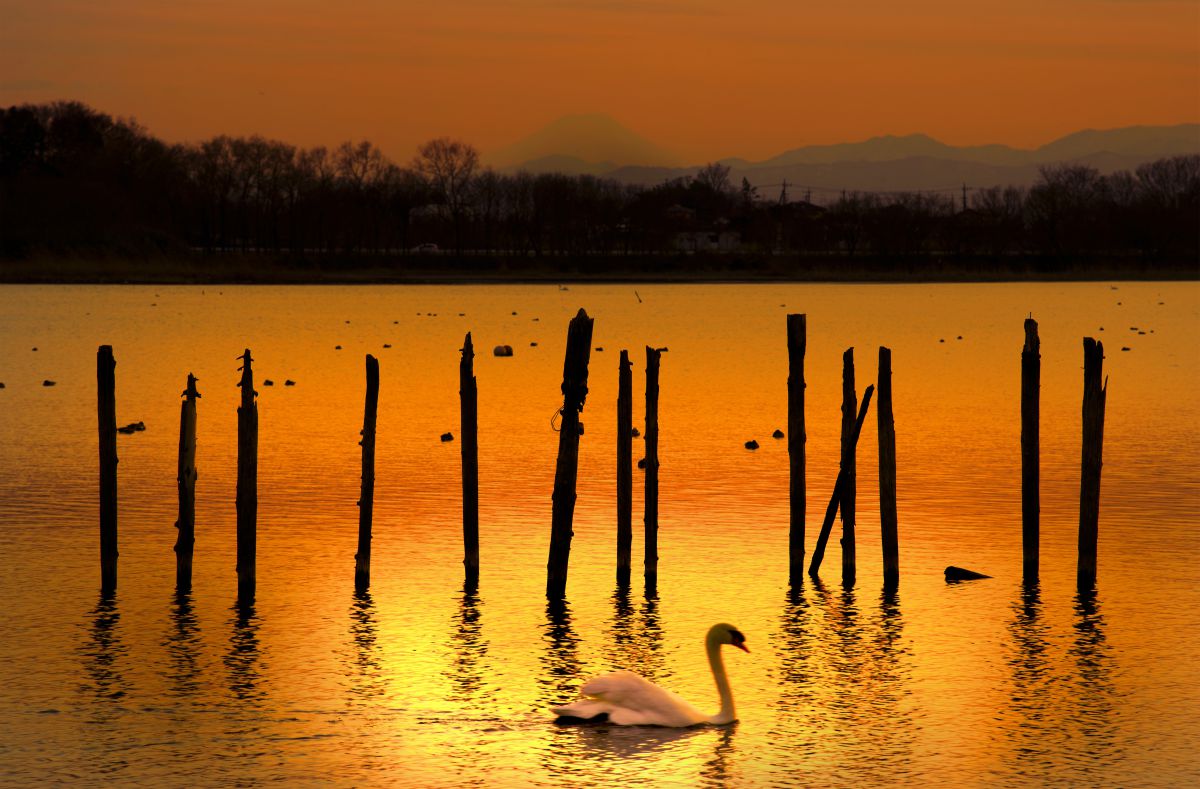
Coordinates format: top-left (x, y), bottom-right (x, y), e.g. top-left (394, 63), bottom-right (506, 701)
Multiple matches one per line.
top-left (552, 622), bottom-right (747, 727)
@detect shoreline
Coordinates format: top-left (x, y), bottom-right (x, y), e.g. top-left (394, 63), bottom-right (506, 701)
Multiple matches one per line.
top-left (2, 253), bottom-right (1196, 285)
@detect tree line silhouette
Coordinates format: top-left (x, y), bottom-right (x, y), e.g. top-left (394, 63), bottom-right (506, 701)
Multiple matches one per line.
top-left (2, 101), bottom-right (1197, 272)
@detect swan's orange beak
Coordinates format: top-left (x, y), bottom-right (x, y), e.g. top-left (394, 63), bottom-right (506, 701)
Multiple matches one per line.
top-left (734, 642), bottom-right (750, 653)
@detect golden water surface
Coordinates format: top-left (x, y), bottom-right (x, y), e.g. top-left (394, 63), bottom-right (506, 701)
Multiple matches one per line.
top-left (1, 283), bottom-right (1197, 786)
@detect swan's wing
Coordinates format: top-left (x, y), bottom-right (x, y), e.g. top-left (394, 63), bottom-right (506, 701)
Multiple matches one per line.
top-left (576, 670), bottom-right (707, 727)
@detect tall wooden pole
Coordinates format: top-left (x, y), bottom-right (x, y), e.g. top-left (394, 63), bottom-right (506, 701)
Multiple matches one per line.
top-left (616, 349), bottom-right (632, 587)
top-left (1021, 318), bottom-right (1040, 580)
top-left (236, 349), bottom-right (258, 602)
top-left (174, 373), bottom-right (200, 590)
top-left (460, 334), bottom-right (479, 587)
top-left (840, 348), bottom-right (858, 586)
top-left (878, 347), bottom-right (898, 587)
top-left (808, 385), bottom-right (873, 576)
top-left (546, 309), bottom-right (594, 599)
top-left (1077, 338), bottom-right (1107, 588)
top-left (787, 314), bottom-right (806, 586)
top-left (355, 354), bottom-right (380, 592)
top-left (644, 346), bottom-right (662, 591)
top-left (97, 345), bottom-right (118, 592)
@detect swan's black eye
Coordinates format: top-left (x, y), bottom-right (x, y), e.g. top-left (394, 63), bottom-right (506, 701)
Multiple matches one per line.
top-left (729, 629), bottom-right (745, 646)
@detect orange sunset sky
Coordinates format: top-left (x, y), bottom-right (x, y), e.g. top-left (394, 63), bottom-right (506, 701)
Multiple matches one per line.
top-left (2, 0), bottom-right (1198, 163)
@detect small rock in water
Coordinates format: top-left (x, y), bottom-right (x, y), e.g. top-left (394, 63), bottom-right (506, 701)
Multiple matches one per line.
top-left (440, 432), bottom-right (454, 442)
top-left (772, 429), bottom-right (785, 439)
top-left (284, 379), bottom-right (296, 386)
top-left (744, 440), bottom-right (759, 450)
top-left (493, 345), bottom-right (514, 357)
top-left (263, 379), bottom-right (275, 386)
top-left (42, 380), bottom-right (55, 387)
top-left (944, 566), bottom-right (991, 581)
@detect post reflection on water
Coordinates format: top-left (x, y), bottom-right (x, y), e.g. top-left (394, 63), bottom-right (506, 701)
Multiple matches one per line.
top-left (446, 585), bottom-right (493, 705)
top-left (224, 600), bottom-right (265, 705)
top-left (345, 590), bottom-right (386, 702)
top-left (1067, 587), bottom-right (1120, 778)
top-left (163, 589), bottom-right (205, 699)
top-left (538, 599), bottom-right (582, 712)
top-left (79, 590), bottom-right (129, 706)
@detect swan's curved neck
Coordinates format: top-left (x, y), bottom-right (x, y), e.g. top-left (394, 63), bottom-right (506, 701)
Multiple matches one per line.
top-left (706, 637), bottom-right (736, 724)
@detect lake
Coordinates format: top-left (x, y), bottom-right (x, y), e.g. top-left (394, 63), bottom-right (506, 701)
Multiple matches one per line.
top-left (1, 282), bottom-right (1198, 787)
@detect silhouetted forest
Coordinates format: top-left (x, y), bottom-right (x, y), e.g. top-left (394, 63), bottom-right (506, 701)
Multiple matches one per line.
top-left (2, 102), bottom-right (1197, 280)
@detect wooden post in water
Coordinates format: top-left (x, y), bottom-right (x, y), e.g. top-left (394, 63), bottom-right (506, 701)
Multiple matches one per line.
top-left (644, 346), bottom-right (662, 591)
top-left (174, 373), bottom-right (200, 589)
top-left (787, 314), bottom-right (806, 586)
top-left (97, 345), bottom-right (118, 591)
top-left (355, 354), bottom-right (380, 592)
top-left (460, 334), bottom-right (479, 587)
top-left (546, 309), bottom-right (594, 599)
top-left (616, 349), bottom-right (633, 586)
top-left (1077, 338), bottom-right (1107, 588)
top-left (236, 349), bottom-right (258, 602)
top-left (1021, 318), bottom-right (1040, 580)
top-left (809, 384), bottom-right (874, 577)
top-left (840, 348), bottom-right (858, 586)
top-left (878, 347), bottom-right (899, 587)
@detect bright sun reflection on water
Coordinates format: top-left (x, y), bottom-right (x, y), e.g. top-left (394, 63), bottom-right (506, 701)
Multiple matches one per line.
top-left (0, 282), bottom-right (1197, 786)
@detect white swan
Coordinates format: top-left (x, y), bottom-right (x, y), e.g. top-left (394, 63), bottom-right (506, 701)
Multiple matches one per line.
top-left (552, 623), bottom-right (748, 727)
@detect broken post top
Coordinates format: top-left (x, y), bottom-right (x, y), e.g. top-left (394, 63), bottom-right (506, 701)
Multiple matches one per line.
top-left (560, 309), bottom-right (594, 411)
top-left (462, 331), bottom-right (474, 363)
top-left (237, 349), bottom-right (255, 404)
top-left (183, 373), bottom-right (201, 399)
top-left (1024, 318), bottom-right (1040, 355)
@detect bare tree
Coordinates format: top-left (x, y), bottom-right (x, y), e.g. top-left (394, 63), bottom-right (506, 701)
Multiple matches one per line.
top-left (413, 137), bottom-right (479, 253)
top-left (695, 161), bottom-right (733, 195)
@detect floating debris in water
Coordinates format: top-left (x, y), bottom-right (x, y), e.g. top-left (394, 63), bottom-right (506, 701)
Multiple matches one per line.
top-left (631, 427), bottom-right (640, 437)
top-left (772, 429), bottom-right (785, 439)
top-left (637, 458), bottom-right (646, 469)
top-left (511, 311), bottom-right (518, 315)
top-left (0, 382), bottom-right (5, 389)
top-left (530, 342), bottom-right (538, 347)
top-left (440, 432), bottom-right (454, 442)
top-left (595, 347), bottom-right (604, 352)
top-left (263, 379), bottom-right (275, 386)
top-left (335, 345), bottom-right (342, 350)
top-left (284, 380), bottom-right (296, 386)
top-left (117, 421), bottom-right (146, 434)
top-left (383, 343), bottom-right (392, 348)
top-left (956, 335), bottom-right (963, 340)
top-left (1121, 347), bottom-right (1131, 351)
top-left (42, 380), bottom-right (55, 386)
top-left (939, 339), bottom-right (945, 343)
top-left (32, 347), bottom-right (37, 351)
top-left (744, 440), bottom-right (759, 450)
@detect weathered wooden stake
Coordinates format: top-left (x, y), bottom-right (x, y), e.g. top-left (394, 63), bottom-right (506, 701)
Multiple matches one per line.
top-left (355, 354), bottom-right (380, 592)
top-left (1021, 318), bottom-right (1040, 580)
top-left (787, 314), bottom-right (806, 586)
top-left (546, 309), bottom-right (594, 599)
top-left (644, 346), bottom-right (662, 591)
top-left (236, 349), bottom-right (258, 602)
top-left (840, 349), bottom-right (858, 585)
top-left (878, 347), bottom-right (899, 587)
top-left (1077, 338), bottom-right (1107, 588)
top-left (616, 349), bottom-right (633, 586)
top-left (97, 345), bottom-right (118, 591)
top-left (174, 373), bottom-right (200, 589)
top-left (809, 382), bottom-right (874, 577)
top-left (460, 334), bottom-right (479, 587)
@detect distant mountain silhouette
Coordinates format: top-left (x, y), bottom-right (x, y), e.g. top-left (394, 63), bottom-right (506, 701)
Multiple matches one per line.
top-left (487, 114), bottom-right (682, 171)
top-left (495, 120), bottom-right (1199, 192)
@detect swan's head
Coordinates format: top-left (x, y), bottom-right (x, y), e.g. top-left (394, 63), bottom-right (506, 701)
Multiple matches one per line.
top-left (708, 623), bottom-right (750, 653)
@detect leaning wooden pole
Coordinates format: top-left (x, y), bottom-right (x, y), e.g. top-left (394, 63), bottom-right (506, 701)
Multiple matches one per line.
top-left (878, 347), bottom-right (899, 588)
top-left (460, 334), bottom-right (479, 587)
top-left (546, 309), bottom-right (594, 599)
top-left (236, 349), bottom-right (258, 602)
top-left (97, 345), bottom-right (118, 591)
top-left (616, 349), bottom-right (633, 586)
top-left (809, 384), bottom-right (874, 577)
top-left (1077, 338), bottom-right (1107, 588)
top-left (644, 346), bottom-right (662, 591)
top-left (1021, 318), bottom-right (1040, 580)
top-left (787, 314), bottom-right (806, 586)
top-left (355, 354), bottom-right (380, 592)
top-left (174, 373), bottom-right (200, 589)
top-left (840, 349), bottom-right (858, 586)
